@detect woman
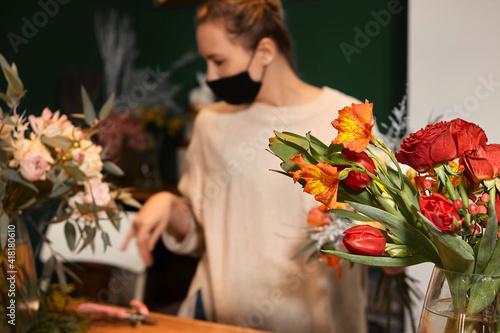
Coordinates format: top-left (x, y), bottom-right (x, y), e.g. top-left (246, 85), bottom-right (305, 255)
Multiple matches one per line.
top-left (122, 1), bottom-right (367, 332)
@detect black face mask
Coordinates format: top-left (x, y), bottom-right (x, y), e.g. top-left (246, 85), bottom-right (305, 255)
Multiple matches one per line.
top-left (206, 51), bottom-right (266, 105)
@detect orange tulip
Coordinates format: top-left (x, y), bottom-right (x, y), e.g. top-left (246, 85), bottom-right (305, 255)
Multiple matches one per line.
top-left (331, 100), bottom-right (375, 153)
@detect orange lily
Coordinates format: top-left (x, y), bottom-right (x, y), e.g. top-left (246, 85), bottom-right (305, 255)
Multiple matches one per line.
top-left (331, 100), bottom-right (375, 153)
top-left (289, 154), bottom-right (340, 209)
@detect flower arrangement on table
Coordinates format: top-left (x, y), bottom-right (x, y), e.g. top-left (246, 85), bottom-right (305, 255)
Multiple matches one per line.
top-left (270, 100), bottom-right (500, 332)
top-left (0, 53), bottom-right (140, 332)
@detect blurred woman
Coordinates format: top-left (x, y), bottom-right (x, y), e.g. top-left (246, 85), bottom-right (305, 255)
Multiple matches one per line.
top-left (122, 1), bottom-right (367, 332)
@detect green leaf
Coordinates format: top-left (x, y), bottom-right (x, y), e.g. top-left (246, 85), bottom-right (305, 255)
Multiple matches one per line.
top-left (99, 92), bottom-right (115, 120)
top-left (0, 213), bottom-right (10, 250)
top-left (291, 240), bottom-right (318, 260)
top-left (1, 168), bottom-right (38, 193)
top-left (41, 135), bottom-right (72, 150)
top-left (64, 222), bottom-right (77, 251)
top-left (41, 255), bottom-right (56, 281)
top-left (274, 131), bottom-right (310, 151)
top-left (337, 183), bottom-right (379, 207)
top-left (307, 133), bottom-right (328, 155)
top-left (101, 232), bottom-right (111, 252)
top-left (61, 164), bottom-right (86, 182)
top-left (77, 225), bottom-right (96, 254)
top-left (49, 183), bottom-right (71, 198)
top-left (330, 208), bottom-right (374, 222)
top-left (321, 249), bottom-right (428, 267)
top-left (80, 85), bottom-right (96, 126)
top-left (0, 91), bottom-right (11, 105)
top-left (3, 67), bottom-right (24, 96)
top-left (103, 161), bottom-right (124, 177)
top-left (475, 188), bottom-right (499, 274)
top-left (349, 202), bottom-right (443, 266)
top-left (467, 275), bottom-right (500, 314)
top-left (325, 143), bottom-right (344, 158)
top-left (419, 212), bottom-right (474, 273)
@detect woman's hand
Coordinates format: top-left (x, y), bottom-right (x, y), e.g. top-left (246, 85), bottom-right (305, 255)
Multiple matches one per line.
top-left (121, 192), bottom-right (181, 266)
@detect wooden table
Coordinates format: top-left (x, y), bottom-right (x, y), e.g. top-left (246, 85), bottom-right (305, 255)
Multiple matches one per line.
top-left (89, 312), bottom-right (271, 333)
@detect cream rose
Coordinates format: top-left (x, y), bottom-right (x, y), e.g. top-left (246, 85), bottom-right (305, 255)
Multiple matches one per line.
top-left (20, 151), bottom-right (47, 182)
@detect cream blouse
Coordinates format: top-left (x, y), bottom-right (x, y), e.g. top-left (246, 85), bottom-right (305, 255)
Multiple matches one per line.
top-left (162, 87), bottom-right (368, 333)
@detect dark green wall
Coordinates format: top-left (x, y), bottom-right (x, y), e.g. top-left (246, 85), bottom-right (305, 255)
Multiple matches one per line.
top-left (0, 0), bottom-right (407, 129)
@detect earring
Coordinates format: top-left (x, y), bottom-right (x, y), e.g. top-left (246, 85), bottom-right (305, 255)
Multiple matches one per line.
top-left (267, 57), bottom-right (273, 64)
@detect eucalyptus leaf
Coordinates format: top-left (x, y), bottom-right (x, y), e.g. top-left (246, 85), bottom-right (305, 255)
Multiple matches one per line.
top-left (321, 249), bottom-right (428, 267)
top-left (103, 161), bottom-right (124, 177)
top-left (80, 85), bottom-right (96, 126)
top-left (99, 92), bottom-right (115, 120)
top-left (64, 222), bottom-right (77, 251)
top-left (101, 232), bottom-right (111, 252)
top-left (41, 255), bottom-right (56, 281)
top-left (1, 168), bottom-right (38, 193)
top-left (0, 213), bottom-right (10, 250)
top-left (349, 202), bottom-right (443, 266)
top-left (61, 164), bottom-right (86, 182)
top-left (41, 135), bottom-right (72, 150)
top-left (77, 225), bottom-right (96, 254)
top-left (50, 183), bottom-right (71, 198)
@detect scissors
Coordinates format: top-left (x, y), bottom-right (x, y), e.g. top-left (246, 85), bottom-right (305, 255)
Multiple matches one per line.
top-left (77, 299), bottom-right (158, 326)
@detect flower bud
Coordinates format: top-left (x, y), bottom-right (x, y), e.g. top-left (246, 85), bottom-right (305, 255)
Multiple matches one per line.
top-left (338, 169), bottom-right (350, 181)
top-left (339, 149), bottom-right (376, 190)
top-left (385, 244), bottom-right (415, 258)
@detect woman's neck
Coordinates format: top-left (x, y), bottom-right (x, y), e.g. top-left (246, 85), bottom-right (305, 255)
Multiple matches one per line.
top-left (255, 60), bottom-right (323, 107)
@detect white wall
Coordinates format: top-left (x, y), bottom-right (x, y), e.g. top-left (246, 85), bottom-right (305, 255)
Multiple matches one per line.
top-left (407, 1), bottom-right (500, 331)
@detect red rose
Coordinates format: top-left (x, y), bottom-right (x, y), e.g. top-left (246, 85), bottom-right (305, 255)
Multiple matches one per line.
top-left (396, 119), bottom-right (487, 173)
top-left (339, 149), bottom-right (376, 190)
top-left (449, 119), bottom-right (488, 156)
top-left (396, 121), bottom-right (457, 172)
top-left (460, 144), bottom-right (500, 184)
top-left (342, 225), bottom-right (386, 256)
top-left (419, 193), bottom-right (463, 233)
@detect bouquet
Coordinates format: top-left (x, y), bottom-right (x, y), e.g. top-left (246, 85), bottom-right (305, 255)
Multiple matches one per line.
top-left (270, 100), bottom-right (500, 331)
top-left (0, 53), bottom-right (140, 331)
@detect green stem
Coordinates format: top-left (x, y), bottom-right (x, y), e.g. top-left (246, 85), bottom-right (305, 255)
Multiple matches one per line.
top-left (434, 164), bottom-right (459, 201)
top-left (373, 138), bottom-right (404, 190)
top-left (458, 180), bottom-right (471, 228)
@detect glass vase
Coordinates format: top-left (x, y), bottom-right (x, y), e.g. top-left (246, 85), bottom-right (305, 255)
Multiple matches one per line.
top-left (0, 213), bottom-right (40, 333)
top-left (418, 266), bottom-right (500, 333)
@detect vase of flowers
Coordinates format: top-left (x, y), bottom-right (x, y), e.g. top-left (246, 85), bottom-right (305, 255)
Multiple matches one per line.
top-left (0, 213), bottom-right (39, 333)
top-left (0, 54), bottom-right (140, 332)
top-left (269, 100), bottom-right (500, 333)
top-left (419, 266), bottom-right (500, 332)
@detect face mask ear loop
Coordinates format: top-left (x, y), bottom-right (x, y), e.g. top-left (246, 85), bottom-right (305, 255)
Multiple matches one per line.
top-left (246, 49), bottom-right (257, 71)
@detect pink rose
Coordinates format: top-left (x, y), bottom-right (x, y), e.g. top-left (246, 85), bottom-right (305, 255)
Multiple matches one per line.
top-left (83, 178), bottom-right (111, 207)
top-left (20, 151), bottom-right (47, 182)
top-left (72, 148), bottom-right (86, 163)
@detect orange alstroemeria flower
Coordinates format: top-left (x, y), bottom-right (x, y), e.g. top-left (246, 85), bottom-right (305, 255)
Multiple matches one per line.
top-left (331, 100), bottom-right (375, 153)
top-left (318, 253), bottom-right (343, 279)
top-left (289, 154), bottom-right (340, 209)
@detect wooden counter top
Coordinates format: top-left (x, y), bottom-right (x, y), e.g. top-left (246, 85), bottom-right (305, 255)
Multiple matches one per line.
top-left (88, 312), bottom-right (271, 333)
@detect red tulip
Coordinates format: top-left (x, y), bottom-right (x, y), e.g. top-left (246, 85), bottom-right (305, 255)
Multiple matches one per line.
top-left (342, 225), bottom-right (386, 256)
top-left (339, 149), bottom-right (376, 190)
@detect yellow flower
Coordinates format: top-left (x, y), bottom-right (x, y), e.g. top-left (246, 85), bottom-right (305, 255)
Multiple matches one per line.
top-left (289, 154), bottom-right (340, 209)
top-left (332, 100), bottom-right (375, 153)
